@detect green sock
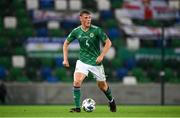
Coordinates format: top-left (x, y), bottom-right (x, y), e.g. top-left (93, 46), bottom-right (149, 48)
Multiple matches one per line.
top-left (103, 87), bottom-right (113, 101)
top-left (73, 86), bottom-right (81, 108)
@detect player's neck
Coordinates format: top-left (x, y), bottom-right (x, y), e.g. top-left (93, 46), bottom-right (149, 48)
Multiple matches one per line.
top-left (81, 25), bottom-right (90, 32)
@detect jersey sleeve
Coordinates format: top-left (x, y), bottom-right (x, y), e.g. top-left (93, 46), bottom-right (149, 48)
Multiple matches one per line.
top-left (67, 29), bottom-right (76, 43)
top-left (97, 28), bottom-right (108, 43)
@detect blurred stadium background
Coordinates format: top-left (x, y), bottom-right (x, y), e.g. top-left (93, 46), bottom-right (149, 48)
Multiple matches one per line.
top-left (0, 0), bottom-right (180, 105)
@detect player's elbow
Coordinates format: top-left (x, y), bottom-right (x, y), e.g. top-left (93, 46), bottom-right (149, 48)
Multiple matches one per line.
top-left (109, 40), bottom-right (112, 47)
top-left (63, 40), bottom-right (69, 49)
top-left (107, 39), bottom-right (112, 48)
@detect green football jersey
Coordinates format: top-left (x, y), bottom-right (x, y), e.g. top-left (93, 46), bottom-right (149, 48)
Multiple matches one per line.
top-left (67, 25), bottom-right (107, 66)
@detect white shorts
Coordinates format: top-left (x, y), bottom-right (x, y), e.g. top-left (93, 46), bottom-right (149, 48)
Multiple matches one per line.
top-left (74, 60), bottom-right (106, 81)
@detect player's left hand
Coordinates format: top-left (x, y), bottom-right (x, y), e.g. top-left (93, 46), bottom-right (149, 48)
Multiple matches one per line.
top-left (96, 55), bottom-right (104, 64)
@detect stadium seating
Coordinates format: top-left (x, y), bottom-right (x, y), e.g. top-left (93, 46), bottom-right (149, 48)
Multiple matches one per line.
top-left (171, 38), bottom-right (180, 47)
top-left (36, 27), bottom-right (49, 36)
top-left (49, 29), bottom-right (64, 37)
top-left (0, 57), bottom-right (11, 69)
top-left (55, 0), bottom-right (67, 10)
top-left (25, 67), bottom-right (37, 81)
top-left (125, 58), bottom-right (136, 70)
top-left (39, 0), bottom-right (54, 9)
top-left (46, 75), bottom-right (59, 83)
top-left (54, 57), bottom-right (63, 67)
top-left (81, 0), bottom-right (97, 12)
top-left (116, 67), bottom-right (128, 80)
top-left (16, 75), bottom-right (30, 82)
top-left (40, 67), bottom-right (52, 80)
top-left (47, 21), bottom-right (60, 29)
top-left (69, 0), bottom-right (82, 11)
top-left (111, 0), bottom-right (123, 9)
top-left (0, 0), bottom-right (179, 83)
top-left (54, 67), bottom-right (66, 81)
top-left (18, 17), bottom-right (31, 28)
top-left (14, 47), bottom-right (26, 55)
top-left (4, 17), bottom-right (17, 29)
top-left (126, 37), bottom-right (140, 51)
top-left (9, 67), bottom-right (23, 81)
top-left (169, 0), bottom-right (180, 9)
top-left (107, 28), bottom-right (121, 40)
top-left (16, 9), bottom-right (26, 18)
top-left (123, 76), bottom-right (137, 85)
top-left (26, 0), bottom-right (39, 10)
top-left (20, 27), bottom-right (35, 37)
top-left (96, 0), bottom-right (110, 11)
top-left (12, 55), bottom-right (26, 68)
top-left (100, 10), bottom-right (113, 21)
top-left (164, 68), bottom-right (175, 82)
top-left (41, 58), bottom-right (54, 67)
top-left (0, 67), bottom-right (7, 80)
top-left (131, 67), bottom-right (148, 83)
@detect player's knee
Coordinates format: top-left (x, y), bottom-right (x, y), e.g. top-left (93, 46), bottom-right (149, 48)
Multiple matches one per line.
top-left (73, 80), bottom-right (81, 87)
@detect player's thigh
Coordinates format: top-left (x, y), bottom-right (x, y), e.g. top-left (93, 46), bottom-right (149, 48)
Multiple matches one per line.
top-left (74, 60), bottom-right (89, 76)
top-left (73, 60), bottom-right (89, 85)
top-left (74, 72), bottom-right (86, 82)
top-left (90, 65), bottom-right (106, 81)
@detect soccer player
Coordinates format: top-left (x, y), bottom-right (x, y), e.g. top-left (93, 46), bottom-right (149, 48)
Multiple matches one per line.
top-left (63, 10), bottom-right (117, 112)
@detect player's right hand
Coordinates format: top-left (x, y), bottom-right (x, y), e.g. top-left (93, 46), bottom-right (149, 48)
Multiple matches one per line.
top-left (62, 60), bottom-right (70, 68)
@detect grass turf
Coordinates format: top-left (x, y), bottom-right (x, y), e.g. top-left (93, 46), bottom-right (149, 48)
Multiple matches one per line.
top-left (0, 105), bottom-right (180, 117)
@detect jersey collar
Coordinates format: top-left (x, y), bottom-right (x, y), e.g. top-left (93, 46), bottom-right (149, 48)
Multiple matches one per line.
top-left (80, 25), bottom-right (91, 32)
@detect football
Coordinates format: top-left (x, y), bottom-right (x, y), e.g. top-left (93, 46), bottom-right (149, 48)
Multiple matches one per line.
top-left (82, 98), bottom-right (96, 112)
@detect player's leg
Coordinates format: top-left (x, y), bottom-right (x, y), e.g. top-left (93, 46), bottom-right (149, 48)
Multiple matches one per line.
top-left (70, 72), bottom-right (86, 112)
top-left (90, 65), bottom-right (116, 112)
top-left (97, 81), bottom-right (116, 112)
top-left (70, 60), bottom-right (88, 112)
top-left (97, 81), bottom-right (112, 101)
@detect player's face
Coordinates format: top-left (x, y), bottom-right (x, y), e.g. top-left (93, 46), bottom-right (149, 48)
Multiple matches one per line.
top-left (80, 14), bottom-right (91, 28)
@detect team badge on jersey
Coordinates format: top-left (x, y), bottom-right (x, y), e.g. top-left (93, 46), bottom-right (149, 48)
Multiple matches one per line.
top-left (90, 33), bottom-right (94, 38)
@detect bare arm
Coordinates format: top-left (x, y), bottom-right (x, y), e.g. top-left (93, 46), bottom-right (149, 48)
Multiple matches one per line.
top-left (96, 38), bottom-right (112, 64)
top-left (63, 40), bottom-right (70, 67)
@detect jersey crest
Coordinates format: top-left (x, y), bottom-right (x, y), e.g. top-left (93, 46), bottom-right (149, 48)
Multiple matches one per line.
top-left (90, 33), bottom-right (94, 38)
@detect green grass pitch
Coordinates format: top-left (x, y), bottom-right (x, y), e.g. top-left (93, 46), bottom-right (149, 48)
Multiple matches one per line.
top-left (0, 105), bottom-right (180, 117)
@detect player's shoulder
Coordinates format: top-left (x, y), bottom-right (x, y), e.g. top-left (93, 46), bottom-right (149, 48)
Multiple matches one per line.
top-left (91, 25), bottom-right (102, 33)
top-left (91, 25), bottom-right (100, 30)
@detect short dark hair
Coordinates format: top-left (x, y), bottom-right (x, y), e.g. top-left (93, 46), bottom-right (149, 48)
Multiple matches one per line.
top-left (79, 10), bottom-right (91, 16)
